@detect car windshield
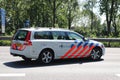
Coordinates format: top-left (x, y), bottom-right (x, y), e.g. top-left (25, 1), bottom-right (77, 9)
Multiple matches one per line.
top-left (13, 30), bottom-right (28, 41)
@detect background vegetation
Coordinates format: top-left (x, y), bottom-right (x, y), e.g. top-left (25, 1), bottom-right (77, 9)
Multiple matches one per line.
top-left (0, 0), bottom-right (120, 37)
top-left (0, 0), bottom-right (120, 46)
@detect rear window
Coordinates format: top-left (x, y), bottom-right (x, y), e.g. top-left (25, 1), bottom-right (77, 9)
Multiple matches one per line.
top-left (13, 30), bottom-right (28, 41)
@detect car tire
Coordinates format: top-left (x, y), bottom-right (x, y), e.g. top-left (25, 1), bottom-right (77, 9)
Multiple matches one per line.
top-left (38, 50), bottom-right (54, 64)
top-left (90, 48), bottom-right (102, 60)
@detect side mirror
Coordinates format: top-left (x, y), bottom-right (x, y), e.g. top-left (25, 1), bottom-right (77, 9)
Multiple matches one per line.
top-left (83, 37), bottom-right (89, 41)
top-left (74, 39), bottom-right (79, 43)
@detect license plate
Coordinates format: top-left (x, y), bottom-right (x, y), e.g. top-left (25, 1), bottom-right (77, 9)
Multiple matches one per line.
top-left (16, 43), bottom-right (21, 47)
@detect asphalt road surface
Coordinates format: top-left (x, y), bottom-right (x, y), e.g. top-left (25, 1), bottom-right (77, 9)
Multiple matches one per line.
top-left (0, 46), bottom-right (120, 80)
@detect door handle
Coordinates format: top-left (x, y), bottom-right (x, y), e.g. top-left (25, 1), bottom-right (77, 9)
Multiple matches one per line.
top-left (59, 45), bottom-right (63, 48)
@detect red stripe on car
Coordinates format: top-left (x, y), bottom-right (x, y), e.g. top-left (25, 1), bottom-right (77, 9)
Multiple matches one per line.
top-left (61, 45), bottom-right (76, 59)
top-left (81, 46), bottom-right (95, 58)
top-left (67, 46), bottom-right (82, 58)
top-left (74, 46), bottom-right (88, 58)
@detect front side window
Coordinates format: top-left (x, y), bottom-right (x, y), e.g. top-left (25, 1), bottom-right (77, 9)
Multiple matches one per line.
top-left (52, 31), bottom-right (68, 40)
top-left (67, 32), bottom-right (83, 41)
top-left (34, 31), bottom-right (52, 39)
top-left (14, 30), bottom-right (28, 41)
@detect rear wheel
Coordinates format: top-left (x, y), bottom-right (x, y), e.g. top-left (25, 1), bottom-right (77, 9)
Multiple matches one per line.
top-left (90, 48), bottom-right (102, 60)
top-left (38, 50), bottom-right (54, 64)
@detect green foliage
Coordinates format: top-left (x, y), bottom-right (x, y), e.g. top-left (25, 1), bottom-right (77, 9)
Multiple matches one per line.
top-left (0, 40), bottom-right (11, 46)
top-left (103, 42), bottom-right (120, 47)
top-left (73, 26), bottom-right (120, 38)
top-left (73, 27), bottom-right (120, 47)
top-left (0, 0), bottom-right (120, 38)
top-left (0, 0), bottom-right (79, 35)
top-left (99, 0), bottom-right (120, 34)
top-left (1, 39), bottom-right (120, 47)
top-left (74, 27), bottom-right (103, 38)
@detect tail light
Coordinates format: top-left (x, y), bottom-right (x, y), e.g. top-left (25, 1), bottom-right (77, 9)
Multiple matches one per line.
top-left (11, 43), bottom-right (16, 49)
top-left (11, 31), bottom-right (32, 51)
top-left (24, 31), bottom-right (32, 46)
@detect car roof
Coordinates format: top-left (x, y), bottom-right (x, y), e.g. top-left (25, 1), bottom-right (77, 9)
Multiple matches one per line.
top-left (19, 27), bottom-right (72, 32)
top-left (18, 27), bottom-right (84, 38)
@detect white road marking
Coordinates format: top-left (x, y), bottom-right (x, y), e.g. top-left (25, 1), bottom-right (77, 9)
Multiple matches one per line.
top-left (0, 73), bottom-right (26, 77)
top-left (116, 74), bottom-right (120, 77)
top-left (107, 54), bottom-right (120, 56)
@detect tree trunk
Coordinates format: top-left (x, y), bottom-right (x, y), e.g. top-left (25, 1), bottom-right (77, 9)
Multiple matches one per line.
top-left (91, 12), bottom-right (93, 31)
top-left (105, 0), bottom-right (109, 35)
top-left (68, 11), bottom-right (71, 29)
top-left (108, 0), bottom-right (114, 34)
top-left (113, 16), bottom-right (117, 35)
top-left (68, 0), bottom-right (71, 29)
top-left (91, 0), bottom-right (94, 32)
top-left (53, 0), bottom-right (56, 27)
top-left (107, 21), bottom-right (111, 35)
top-left (42, 0), bottom-right (45, 27)
top-left (105, 0), bottom-right (114, 35)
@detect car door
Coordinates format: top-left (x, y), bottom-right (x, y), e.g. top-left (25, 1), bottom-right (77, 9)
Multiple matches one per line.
top-left (51, 31), bottom-right (84, 59)
top-left (51, 31), bottom-right (72, 58)
top-left (62, 31), bottom-right (95, 59)
top-left (60, 31), bottom-right (85, 59)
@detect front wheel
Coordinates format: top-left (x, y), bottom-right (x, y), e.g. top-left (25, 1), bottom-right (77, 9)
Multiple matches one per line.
top-left (90, 48), bottom-right (102, 60)
top-left (38, 50), bottom-right (54, 64)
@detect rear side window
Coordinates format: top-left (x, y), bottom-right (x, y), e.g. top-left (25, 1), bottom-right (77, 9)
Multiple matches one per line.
top-left (13, 30), bottom-right (28, 41)
top-left (34, 31), bottom-right (52, 39)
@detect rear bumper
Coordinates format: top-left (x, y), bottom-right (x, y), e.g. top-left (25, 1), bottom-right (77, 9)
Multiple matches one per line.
top-left (10, 53), bottom-right (25, 58)
top-left (10, 46), bottom-right (32, 58)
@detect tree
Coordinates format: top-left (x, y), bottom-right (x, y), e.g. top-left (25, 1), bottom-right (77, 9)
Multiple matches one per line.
top-left (67, 0), bottom-right (79, 29)
top-left (112, 0), bottom-right (120, 35)
top-left (48, 0), bottom-right (63, 27)
top-left (83, 0), bottom-right (97, 31)
top-left (0, 0), bottom-right (80, 35)
top-left (100, 0), bottom-right (120, 35)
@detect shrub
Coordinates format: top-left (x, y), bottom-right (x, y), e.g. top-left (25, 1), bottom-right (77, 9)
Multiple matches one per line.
top-left (0, 40), bottom-right (11, 46)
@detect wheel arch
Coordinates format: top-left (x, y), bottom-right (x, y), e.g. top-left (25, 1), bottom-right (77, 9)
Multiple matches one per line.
top-left (93, 46), bottom-right (102, 51)
top-left (89, 46), bottom-right (103, 60)
top-left (39, 48), bottom-right (55, 59)
top-left (93, 46), bottom-right (103, 54)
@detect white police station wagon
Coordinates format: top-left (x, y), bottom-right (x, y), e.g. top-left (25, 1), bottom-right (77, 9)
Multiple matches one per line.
top-left (10, 28), bottom-right (105, 64)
